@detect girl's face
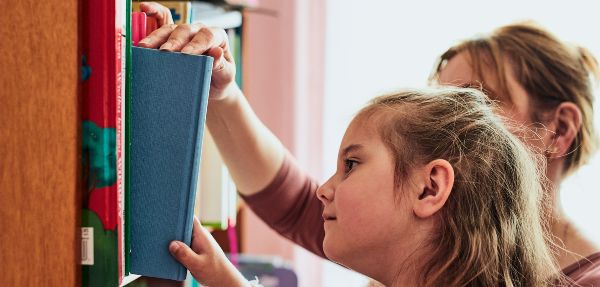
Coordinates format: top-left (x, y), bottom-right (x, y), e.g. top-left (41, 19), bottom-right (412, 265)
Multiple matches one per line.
top-left (316, 116), bottom-right (421, 274)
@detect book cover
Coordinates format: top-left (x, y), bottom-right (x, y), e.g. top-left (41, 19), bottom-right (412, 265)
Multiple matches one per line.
top-left (129, 47), bottom-right (213, 281)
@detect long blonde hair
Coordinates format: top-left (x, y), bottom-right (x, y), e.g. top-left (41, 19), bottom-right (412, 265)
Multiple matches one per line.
top-left (430, 21), bottom-right (599, 176)
top-left (358, 88), bottom-right (560, 286)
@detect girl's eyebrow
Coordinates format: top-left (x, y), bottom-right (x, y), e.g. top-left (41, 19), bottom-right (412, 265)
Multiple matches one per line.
top-left (340, 144), bottom-right (363, 158)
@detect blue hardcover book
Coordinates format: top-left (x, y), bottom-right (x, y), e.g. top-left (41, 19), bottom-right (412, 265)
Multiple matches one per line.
top-left (130, 47), bottom-right (213, 281)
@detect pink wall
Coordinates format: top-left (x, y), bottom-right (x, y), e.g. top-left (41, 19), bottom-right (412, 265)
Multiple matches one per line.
top-left (241, 0), bottom-right (326, 286)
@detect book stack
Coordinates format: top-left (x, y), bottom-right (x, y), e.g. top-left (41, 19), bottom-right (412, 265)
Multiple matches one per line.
top-left (81, 1), bottom-right (246, 285)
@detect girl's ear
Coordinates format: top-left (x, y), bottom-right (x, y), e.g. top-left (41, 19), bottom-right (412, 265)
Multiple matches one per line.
top-left (413, 159), bottom-right (454, 219)
top-left (545, 102), bottom-right (582, 158)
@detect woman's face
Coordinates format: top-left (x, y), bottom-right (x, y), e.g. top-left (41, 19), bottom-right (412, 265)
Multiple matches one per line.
top-left (316, 116), bottom-right (420, 273)
top-left (436, 51), bottom-right (550, 153)
top-left (437, 52), bottom-right (530, 122)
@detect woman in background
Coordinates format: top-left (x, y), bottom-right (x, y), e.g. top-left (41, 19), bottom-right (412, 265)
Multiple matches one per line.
top-left (138, 2), bottom-right (600, 283)
top-left (431, 23), bottom-right (600, 281)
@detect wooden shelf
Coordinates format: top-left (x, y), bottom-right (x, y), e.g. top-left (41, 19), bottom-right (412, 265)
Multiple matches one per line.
top-left (0, 0), bottom-right (80, 286)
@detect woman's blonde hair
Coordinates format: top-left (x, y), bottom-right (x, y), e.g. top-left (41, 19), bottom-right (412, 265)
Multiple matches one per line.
top-left (430, 21), bottom-right (599, 177)
top-left (358, 88), bottom-right (560, 286)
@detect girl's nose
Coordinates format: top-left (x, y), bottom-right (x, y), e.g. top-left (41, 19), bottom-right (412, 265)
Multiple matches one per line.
top-left (316, 176), bottom-right (335, 204)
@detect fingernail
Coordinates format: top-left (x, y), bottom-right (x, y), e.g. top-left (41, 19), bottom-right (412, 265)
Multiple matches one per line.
top-left (138, 38), bottom-right (150, 45)
top-left (181, 46), bottom-right (193, 54)
top-left (160, 42), bottom-right (173, 50)
top-left (169, 241), bottom-right (180, 253)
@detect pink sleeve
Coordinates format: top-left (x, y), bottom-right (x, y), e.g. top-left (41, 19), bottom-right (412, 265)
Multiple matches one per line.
top-left (563, 252), bottom-right (600, 286)
top-left (240, 152), bottom-right (326, 259)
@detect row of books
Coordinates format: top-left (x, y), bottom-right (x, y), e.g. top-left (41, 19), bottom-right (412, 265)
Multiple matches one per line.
top-left (80, 1), bottom-right (244, 286)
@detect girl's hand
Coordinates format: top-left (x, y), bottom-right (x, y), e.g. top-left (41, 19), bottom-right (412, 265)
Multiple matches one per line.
top-left (169, 217), bottom-right (249, 287)
top-left (138, 2), bottom-right (237, 100)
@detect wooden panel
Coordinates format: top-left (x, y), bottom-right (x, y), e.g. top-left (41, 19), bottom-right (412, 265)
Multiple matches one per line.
top-left (0, 0), bottom-right (80, 286)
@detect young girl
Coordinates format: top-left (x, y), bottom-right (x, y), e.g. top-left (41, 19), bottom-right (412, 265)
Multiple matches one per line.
top-left (169, 87), bottom-right (560, 286)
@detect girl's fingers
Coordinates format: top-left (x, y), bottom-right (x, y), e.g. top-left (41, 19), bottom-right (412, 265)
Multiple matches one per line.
top-left (159, 24), bottom-right (203, 51)
top-left (138, 24), bottom-right (177, 48)
top-left (206, 47), bottom-right (224, 70)
top-left (181, 26), bottom-right (229, 55)
top-left (190, 216), bottom-right (221, 254)
top-left (169, 240), bottom-right (204, 272)
top-left (139, 2), bottom-right (174, 26)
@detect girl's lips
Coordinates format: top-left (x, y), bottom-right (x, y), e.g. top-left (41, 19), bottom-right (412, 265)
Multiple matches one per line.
top-left (322, 214), bottom-right (337, 221)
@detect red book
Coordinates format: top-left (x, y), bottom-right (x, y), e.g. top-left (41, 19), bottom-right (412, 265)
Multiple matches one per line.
top-left (132, 12), bottom-right (159, 46)
top-left (81, 0), bottom-right (124, 284)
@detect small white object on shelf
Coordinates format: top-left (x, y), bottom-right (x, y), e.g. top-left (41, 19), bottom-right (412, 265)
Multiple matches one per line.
top-left (120, 274), bottom-right (141, 287)
top-left (191, 2), bottom-right (242, 29)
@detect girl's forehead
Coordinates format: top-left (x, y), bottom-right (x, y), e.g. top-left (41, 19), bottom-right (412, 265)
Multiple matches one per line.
top-left (342, 111), bottom-right (390, 146)
top-left (347, 113), bottom-right (381, 134)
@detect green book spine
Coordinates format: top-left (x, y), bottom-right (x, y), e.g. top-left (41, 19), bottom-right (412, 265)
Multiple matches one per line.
top-left (234, 26), bottom-right (243, 88)
top-left (125, 0), bottom-right (132, 276)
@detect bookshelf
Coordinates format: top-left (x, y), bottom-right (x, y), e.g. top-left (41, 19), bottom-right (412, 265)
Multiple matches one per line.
top-left (0, 0), bottom-right (80, 286)
top-left (1, 0), bottom-right (324, 286)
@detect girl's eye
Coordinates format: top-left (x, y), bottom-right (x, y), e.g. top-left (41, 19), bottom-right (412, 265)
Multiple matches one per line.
top-left (344, 159), bottom-right (358, 174)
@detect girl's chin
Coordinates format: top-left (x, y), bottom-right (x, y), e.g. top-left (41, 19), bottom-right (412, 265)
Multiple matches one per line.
top-left (322, 237), bottom-right (336, 259)
top-left (322, 238), bottom-right (346, 263)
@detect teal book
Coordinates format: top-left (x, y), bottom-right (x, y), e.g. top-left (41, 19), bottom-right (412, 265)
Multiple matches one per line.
top-left (130, 47), bottom-right (213, 281)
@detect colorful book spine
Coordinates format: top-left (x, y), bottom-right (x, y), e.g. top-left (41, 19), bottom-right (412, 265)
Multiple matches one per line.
top-left (131, 12), bottom-right (147, 47)
top-left (116, 0), bottom-right (126, 282)
top-left (132, 1), bottom-right (192, 25)
top-left (81, 0), bottom-right (122, 285)
top-left (124, 0), bottom-right (133, 278)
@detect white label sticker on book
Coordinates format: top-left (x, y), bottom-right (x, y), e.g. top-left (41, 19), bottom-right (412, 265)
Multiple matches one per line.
top-left (81, 227), bottom-right (94, 265)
